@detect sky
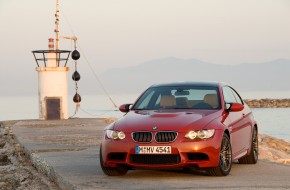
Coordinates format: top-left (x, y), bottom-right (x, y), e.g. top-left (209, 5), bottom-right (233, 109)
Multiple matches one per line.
top-left (0, 0), bottom-right (290, 96)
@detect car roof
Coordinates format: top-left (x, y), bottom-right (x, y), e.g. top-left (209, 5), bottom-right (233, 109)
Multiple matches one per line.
top-left (150, 81), bottom-right (227, 88)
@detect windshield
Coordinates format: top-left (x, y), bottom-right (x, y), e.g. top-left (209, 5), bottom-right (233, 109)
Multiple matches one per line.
top-left (132, 86), bottom-right (221, 110)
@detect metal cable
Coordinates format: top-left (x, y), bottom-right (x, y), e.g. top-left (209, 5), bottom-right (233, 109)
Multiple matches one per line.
top-left (60, 7), bottom-right (119, 118)
top-left (60, 7), bottom-right (119, 109)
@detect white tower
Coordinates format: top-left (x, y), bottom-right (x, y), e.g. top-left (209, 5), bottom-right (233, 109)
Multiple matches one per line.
top-left (32, 0), bottom-right (72, 120)
top-left (33, 40), bottom-right (71, 120)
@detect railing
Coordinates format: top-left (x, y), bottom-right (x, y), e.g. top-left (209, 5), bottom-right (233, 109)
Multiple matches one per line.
top-left (32, 50), bottom-right (71, 67)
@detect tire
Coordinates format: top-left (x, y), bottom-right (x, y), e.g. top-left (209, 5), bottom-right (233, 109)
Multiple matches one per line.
top-left (206, 134), bottom-right (232, 176)
top-left (239, 127), bottom-right (258, 164)
top-left (99, 146), bottom-right (128, 176)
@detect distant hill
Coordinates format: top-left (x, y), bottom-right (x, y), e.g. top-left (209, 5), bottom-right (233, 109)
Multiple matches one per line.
top-left (2, 57), bottom-right (289, 96)
top-left (98, 58), bottom-right (290, 94)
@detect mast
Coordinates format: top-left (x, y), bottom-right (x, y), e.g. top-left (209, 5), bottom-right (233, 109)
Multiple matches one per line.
top-left (55, 0), bottom-right (60, 50)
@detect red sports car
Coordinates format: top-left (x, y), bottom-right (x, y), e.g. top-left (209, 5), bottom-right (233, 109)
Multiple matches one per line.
top-left (100, 82), bottom-right (258, 176)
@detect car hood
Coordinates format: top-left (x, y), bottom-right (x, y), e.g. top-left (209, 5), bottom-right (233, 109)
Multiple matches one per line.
top-left (113, 110), bottom-right (221, 132)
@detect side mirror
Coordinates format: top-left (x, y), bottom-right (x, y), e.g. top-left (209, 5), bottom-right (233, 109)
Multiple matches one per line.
top-left (229, 103), bottom-right (244, 112)
top-left (119, 104), bottom-right (132, 113)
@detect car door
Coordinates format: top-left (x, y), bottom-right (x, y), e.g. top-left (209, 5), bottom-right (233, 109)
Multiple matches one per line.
top-left (222, 86), bottom-right (251, 159)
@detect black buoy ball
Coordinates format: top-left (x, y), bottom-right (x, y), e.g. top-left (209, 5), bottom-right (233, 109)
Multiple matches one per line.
top-left (72, 50), bottom-right (80, 60)
top-left (73, 93), bottom-right (82, 103)
top-left (72, 71), bottom-right (81, 81)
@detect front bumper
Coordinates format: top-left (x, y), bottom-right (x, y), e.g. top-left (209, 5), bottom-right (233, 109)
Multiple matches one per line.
top-left (101, 129), bottom-right (223, 169)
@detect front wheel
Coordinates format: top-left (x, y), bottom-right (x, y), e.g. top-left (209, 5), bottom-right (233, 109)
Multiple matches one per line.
top-left (206, 134), bottom-right (232, 176)
top-left (239, 127), bottom-right (258, 164)
top-left (99, 146), bottom-right (128, 176)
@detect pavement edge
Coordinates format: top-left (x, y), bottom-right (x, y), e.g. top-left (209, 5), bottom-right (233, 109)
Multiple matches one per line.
top-left (9, 121), bottom-right (82, 190)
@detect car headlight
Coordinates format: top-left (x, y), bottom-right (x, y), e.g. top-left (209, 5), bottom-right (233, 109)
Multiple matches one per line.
top-left (106, 130), bottom-right (126, 140)
top-left (185, 129), bottom-right (215, 140)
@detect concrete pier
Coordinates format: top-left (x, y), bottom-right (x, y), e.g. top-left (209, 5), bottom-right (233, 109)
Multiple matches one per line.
top-left (4, 119), bottom-right (290, 190)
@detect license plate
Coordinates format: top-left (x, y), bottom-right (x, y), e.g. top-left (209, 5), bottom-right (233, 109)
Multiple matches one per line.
top-left (135, 146), bottom-right (171, 154)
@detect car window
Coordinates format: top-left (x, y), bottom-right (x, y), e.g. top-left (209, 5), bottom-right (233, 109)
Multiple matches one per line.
top-left (136, 90), bottom-right (155, 109)
top-left (133, 86), bottom-right (220, 110)
top-left (222, 86), bottom-right (237, 104)
top-left (222, 86), bottom-right (243, 104)
top-left (231, 88), bottom-right (243, 104)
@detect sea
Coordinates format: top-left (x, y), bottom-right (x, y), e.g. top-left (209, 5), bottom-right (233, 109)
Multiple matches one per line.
top-left (1, 91), bottom-right (290, 142)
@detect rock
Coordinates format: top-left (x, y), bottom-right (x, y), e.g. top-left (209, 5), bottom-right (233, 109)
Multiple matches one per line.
top-left (0, 139), bottom-right (5, 148)
top-left (258, 134), bottom-right (290, 165)
top-left (0, 121), bottom-right (60, 190)
top-left (102, 117), bottom-right (118, 124)
top-left (0, 155), bottom-right (10, 166)
top-left (0, 182), bottom-right (14, 190)
top-left (244, 98), bottom-right (290, 108)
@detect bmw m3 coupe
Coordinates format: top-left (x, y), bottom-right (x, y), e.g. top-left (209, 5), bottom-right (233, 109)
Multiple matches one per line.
top-left (100, 82), bottom-right (258, 176)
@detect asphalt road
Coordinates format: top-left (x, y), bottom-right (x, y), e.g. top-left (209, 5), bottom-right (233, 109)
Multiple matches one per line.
top-left (10, 119), bottom-right (290, 190)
